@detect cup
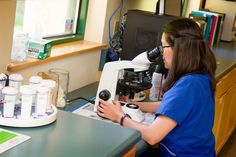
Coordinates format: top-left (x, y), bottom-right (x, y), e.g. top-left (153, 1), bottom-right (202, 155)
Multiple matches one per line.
top-left (11, 31), bottom-right (29, 62)
top-left (48, 68), bottom-right (69, 108)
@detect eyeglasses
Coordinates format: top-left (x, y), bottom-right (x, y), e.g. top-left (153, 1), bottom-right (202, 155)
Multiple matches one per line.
top-left (158, 45), bottom-right (172, 55)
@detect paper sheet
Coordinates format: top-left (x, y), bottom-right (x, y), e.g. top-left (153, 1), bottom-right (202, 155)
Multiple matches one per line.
top-left (0, 128), bottom-right (30, 154)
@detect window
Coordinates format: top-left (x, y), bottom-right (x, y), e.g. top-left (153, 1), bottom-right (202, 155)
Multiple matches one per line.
top-left (14, 0), bottom-right (89, 42)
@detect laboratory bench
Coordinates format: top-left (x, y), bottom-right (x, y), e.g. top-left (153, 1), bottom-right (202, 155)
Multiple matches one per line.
top-left (1, 49), bottom-right (234, 157)
top-left (0, 110), bottom-right (141, 157)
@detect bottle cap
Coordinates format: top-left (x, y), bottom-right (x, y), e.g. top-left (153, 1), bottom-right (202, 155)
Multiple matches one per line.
top-left (20, 85), bottom-right (36, 95)
top-left (2, 86), bottom-right (18, 95)
top-left (41, 79), bottom-right (56, 89)
top-left (0, 73), bottom-right (7, 81)
top-left (37, 86), bottom-right (50, 93)
top-left (29, 76), bottom-right (42, 84)
top-left (9, 73), bottom-right (23, 81)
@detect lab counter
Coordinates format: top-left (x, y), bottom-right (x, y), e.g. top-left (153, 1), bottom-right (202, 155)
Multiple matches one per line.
top-left (0, 110), bottom-right (141, 157)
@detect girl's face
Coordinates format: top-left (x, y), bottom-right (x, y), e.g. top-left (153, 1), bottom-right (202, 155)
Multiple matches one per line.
top-left (161, 33), bottom-right (173, 69)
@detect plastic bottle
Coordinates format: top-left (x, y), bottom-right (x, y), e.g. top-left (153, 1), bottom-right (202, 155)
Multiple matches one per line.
top-left (36, 86), bottom-right (50, 116)
top-left (9, 73), bottom-right (23, 104)
top-left (149, 65), bottom-right (163, 101)
top-left (41, 79), bottom-right (56, 111)
top-left (29, 76), bottom-right (42, 106)
top-left (20, 85), bottom-right (36, 119)
top-left (2, 86), bottom-right (18, 118)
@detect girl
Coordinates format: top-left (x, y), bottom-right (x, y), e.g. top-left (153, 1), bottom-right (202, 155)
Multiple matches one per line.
top-left (98, 18), bottom-right (216, 157)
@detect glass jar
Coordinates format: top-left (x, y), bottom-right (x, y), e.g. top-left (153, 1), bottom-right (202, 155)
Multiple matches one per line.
top-left (11, 31), bottom-right (29, 62)
top-left (48, 68), bottom-right (69, 108)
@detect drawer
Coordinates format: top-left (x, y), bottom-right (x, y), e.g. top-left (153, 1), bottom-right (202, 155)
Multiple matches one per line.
top-left (216, 68), bottom-right (236, 98)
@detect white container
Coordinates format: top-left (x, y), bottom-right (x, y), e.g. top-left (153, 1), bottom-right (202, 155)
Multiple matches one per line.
top-left (9, 73), bottom-right (23, 104)
top-left (20, 85), bottom-right (36, 119)
top-left (29, 76), bottom-right (42, 105)
top-left (0, 84), bottom-right (3, 102)
top-left (9, 73), bottom-right (24, 89)
top-left (0, 73), bottom-right (8, 87)
top-left (149, 72), bottom-right (163, 101)
top-left (29, 76), bottom-right (42, 86)
top-left (41, 79), bottom-right (56, 110)
top-left (2, 87), bottom-right (18, 118)
top-left (36, 86), bottom-right (50, 116)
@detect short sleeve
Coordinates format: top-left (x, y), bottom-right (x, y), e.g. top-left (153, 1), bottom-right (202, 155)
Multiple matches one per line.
top-left (155, 76), bottom-right (200, 125)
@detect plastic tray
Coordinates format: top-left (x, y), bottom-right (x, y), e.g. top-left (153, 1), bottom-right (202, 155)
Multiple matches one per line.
top-left (0, 104), bottom-right (57, 127)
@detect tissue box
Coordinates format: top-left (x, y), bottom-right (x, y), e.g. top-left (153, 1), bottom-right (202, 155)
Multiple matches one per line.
top-left (28, 40), bottom-right (52, 60)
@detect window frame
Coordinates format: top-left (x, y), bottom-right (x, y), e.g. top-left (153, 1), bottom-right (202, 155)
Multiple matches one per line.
top-left (36, 0), bottom-right (89, 46)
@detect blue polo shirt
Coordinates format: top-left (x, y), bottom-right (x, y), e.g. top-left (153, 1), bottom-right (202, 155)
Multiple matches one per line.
top-left (155, 74), bottom-right (215, 157)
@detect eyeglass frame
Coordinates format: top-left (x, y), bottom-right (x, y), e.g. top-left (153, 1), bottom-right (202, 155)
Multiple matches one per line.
top-left (158, 45), bottom-right (172, 55)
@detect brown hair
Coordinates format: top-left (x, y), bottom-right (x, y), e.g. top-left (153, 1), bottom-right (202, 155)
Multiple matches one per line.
top-left (162, 18), bottom-right (216, 94)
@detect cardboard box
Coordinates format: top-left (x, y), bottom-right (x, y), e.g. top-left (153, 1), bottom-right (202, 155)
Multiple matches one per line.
top-left (28, 40), bottom-right (52, 60)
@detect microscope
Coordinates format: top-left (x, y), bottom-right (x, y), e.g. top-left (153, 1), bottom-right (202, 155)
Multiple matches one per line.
top-left (94, 47), bottom-right (162, 122)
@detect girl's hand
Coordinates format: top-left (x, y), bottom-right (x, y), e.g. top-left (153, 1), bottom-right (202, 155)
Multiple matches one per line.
top-left (97, 99), bottom-right (124, 123)
top-left (119, 95), bottom-right (132, 103)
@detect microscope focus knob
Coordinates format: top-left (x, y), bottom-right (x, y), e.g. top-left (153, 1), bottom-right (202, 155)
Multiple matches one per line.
top-left (99, 89), bottom-right (111, 101)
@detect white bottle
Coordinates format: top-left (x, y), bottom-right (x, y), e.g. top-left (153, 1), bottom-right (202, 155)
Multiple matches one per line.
top-left (149, 65), bottom-right (163, 101)
top-left (41, 79), bottom-right (56, 111)
top-left (0, 73), bottom-right (8, 87)
top-left (36, 86), bottom-right (50, 116)
top-left (9, 73), bottom-right (24, 104)
top-left (29, 75), bottom-right (42, 106)
top-left (20, 85), bottom-right (36, 119)
top-left (2, 86), bottom-right (18, 118)
top-left (0, 84), bottom-right (3, 102)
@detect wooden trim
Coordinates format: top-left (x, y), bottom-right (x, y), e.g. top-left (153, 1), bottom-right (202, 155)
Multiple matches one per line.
top-left (122, 147), bottom-right (137, 157)
top-left (7, 40), bottom-right (107, 72)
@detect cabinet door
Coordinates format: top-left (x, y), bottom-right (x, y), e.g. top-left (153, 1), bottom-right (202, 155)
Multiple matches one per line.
top-left (213, 97), bottom-right (222, 144)
top-left (214, 93), bottom-right (226, 154)
top-left (224, 84), bottom-right (236, 137)
top-left (214, 83), bottom-right (236, 154)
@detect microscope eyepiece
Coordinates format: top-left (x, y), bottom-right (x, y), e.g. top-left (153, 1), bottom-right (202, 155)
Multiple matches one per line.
top-left (147, 47), bottom-right (161, 62)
